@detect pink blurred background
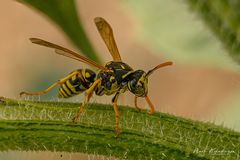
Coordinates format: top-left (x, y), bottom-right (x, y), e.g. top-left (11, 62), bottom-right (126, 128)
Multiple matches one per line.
top-left (1, 0), bottom-right (240, 119)
top-left (1, 0), bottom-right (240, 159)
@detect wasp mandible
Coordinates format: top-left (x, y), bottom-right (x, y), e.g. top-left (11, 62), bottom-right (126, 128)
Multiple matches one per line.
top-left (20, 17), bottom-right (173, 136)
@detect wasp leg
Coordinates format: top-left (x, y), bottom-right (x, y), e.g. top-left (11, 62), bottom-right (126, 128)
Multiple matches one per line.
top-left (134, 96), bottom-right (141, 112)
top-left (145, 96), bottom-right (155, 115)
top-left (87, 88), bottom-right (94, 102)
top-left (72, 79), bottom-right (101, 123)
top-left (112, 92), bottom-right (120, 137)
top-left (20, 71), bottom-right (81, 97)
top-left (72, 92), bottom-right (88, 123)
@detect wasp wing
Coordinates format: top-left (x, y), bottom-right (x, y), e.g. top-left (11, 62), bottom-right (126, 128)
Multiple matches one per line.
top-left (30, 38), bottom-right (108, 71)
top-left (94, 17), bottom-right (122, 62)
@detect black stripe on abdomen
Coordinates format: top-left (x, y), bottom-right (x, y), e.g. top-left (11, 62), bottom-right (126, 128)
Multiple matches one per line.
top-left (58, 75), bottom-right (90, 98)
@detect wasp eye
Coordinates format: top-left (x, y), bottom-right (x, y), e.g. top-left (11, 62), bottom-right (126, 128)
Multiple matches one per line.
top-left (128, 77), bottom-right (148, 97)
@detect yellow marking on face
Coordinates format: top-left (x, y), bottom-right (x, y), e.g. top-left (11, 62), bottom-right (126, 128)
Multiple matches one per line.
top-left (60, 88), bottom-right (68, 97)
top-left (66, 80), bottom-right (78, 94)
top-left (137, 81), bottom-right (142, 86)
top-left (62, 84), bottom-right (71, 96)
top-left (137, 75), bottom-right (145, 86)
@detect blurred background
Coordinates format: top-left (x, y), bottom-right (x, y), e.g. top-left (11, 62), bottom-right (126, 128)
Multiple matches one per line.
top-left (1, 0), bottom-right (240, 159)
top-left (2, 0), bottom-right (240, 128)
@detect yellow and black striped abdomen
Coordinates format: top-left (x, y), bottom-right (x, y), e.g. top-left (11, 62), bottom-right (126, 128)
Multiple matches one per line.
top-left (58, 69), bottom-right (96, 98)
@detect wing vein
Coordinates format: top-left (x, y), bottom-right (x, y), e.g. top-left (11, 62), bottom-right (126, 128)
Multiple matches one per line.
top-left (94, 17), bottom-right (122, 61)
top-left (29, 38), bottom-right (108, 71)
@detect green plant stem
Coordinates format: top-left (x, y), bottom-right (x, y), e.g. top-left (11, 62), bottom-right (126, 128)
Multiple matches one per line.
top-left (0, 97), bottom-right (239, 159)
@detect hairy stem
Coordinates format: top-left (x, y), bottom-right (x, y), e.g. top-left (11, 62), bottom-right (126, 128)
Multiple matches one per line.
top-left (0, 97), bottom-right (239, 159)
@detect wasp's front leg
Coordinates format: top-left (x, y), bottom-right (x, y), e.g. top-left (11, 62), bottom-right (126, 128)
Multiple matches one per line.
top-left (134, 96), bottom-right (141, 112)
top-left (112, 92), bottom-right (121, 137)
top-left (145, 96), bottom-right (155, 115)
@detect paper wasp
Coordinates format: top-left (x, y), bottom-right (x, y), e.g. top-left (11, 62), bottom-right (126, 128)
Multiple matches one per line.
top-left (20, 17), bottom-right (173, 136)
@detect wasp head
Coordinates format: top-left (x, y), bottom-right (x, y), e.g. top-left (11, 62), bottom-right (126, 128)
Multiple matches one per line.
top-left (127, 61), bottom-right (173, 97)
top-left (127, 70), bottom-right (148, 97)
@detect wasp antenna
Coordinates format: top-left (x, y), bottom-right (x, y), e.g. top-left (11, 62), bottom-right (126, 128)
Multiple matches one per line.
top-left (94, 17), bottom-right (103, 23)
top-left (29, 38), bottom-right (45, 44)
top-left (146, 61), bottom-right (173, 77)
top-left (29, 37), bottom-right (38, 42)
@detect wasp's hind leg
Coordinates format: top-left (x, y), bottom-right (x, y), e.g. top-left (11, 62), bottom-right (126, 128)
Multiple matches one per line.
top-left (20, 71), bottom-right (80, 97)
top-left (112, 92), bottom-right (121, 137)
top-left (134, 96), bottom-right (141, 112)
top-left (145, 96), bottom-right (155, 115)
top-left (72, 79), bottom-right (101, 123)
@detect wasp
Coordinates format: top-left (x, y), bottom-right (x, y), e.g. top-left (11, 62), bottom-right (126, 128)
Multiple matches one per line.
top-left (20, 17), bottom-right (173, 136)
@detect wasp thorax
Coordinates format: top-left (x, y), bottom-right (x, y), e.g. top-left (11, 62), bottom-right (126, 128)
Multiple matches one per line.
top-left (127, 70), bottom-right (148, 97)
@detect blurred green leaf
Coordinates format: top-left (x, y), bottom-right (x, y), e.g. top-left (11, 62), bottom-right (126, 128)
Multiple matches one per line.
top-left (18, 0), bottom-right (101, 63)
top-left (187, 0), bottom-right (240, 64)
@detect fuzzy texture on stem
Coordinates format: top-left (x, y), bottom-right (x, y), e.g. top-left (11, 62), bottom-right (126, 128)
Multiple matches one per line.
top-left (0, 97), bottom-right (239, 159)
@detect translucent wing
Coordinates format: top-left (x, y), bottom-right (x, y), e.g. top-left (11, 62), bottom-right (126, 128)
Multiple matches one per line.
top-left (30, 38), bottom-right (108, 71)
top-left (94, 17), bottom-right (122, 61)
